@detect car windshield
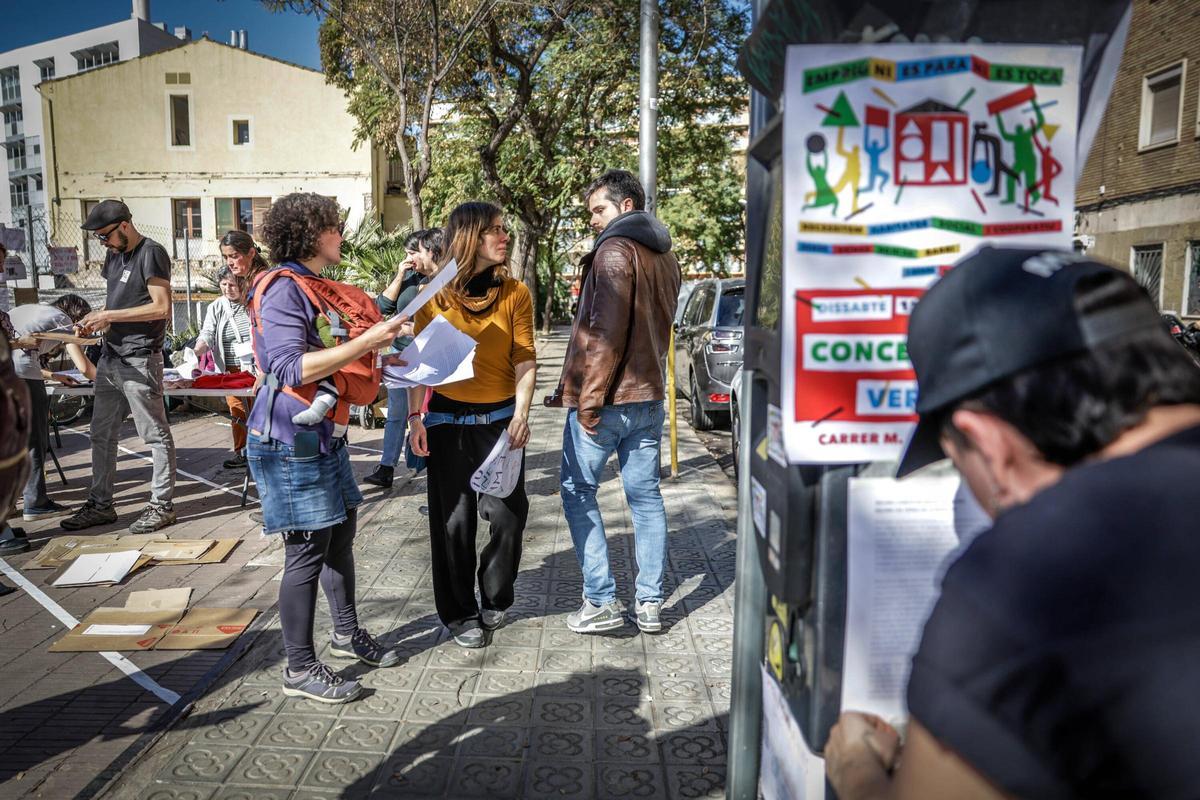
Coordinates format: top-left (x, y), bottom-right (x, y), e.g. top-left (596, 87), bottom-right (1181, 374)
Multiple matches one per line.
top-left (716, 288), bottom-right (744, 327)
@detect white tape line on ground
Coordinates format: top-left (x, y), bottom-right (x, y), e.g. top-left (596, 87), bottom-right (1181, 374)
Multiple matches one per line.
top-left (64, 427), bottom-right (258, 505)
top-left (0, 557), bottom-right (182, 705)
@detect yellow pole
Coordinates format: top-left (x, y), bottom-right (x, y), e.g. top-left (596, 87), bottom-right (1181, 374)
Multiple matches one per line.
top-left (667, 326), bottom-right (678, 478)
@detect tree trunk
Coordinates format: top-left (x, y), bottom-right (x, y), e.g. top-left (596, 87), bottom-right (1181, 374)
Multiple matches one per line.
top-left (511, 221), bottom-right (540, 324)
top-left (541, 255), bottom-right (557, 334)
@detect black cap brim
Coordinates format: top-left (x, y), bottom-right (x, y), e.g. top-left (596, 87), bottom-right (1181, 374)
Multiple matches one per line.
top-left (896, 414), bottom-right (946, 478)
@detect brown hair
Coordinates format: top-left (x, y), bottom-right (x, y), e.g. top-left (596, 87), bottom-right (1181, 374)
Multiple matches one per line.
top-left (260, 193), bottom-right (341, 265)
top-left (438, 202), bottom-right (510, 307)
top-left (220, 229), bottom-right (269, 285)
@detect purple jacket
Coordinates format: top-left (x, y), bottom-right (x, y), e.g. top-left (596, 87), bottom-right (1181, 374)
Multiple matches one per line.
top-left (245, 263), bottom-right (336, 450)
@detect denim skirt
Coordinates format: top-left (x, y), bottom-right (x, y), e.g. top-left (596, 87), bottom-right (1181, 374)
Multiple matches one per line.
top-left (247, 436), bottom-right (363, 534)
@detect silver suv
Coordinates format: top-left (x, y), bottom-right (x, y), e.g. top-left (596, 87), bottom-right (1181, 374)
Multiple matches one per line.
top-left (673, 277), bottom-right (744, 430)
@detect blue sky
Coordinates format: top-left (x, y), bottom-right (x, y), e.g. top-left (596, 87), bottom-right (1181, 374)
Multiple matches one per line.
top-left (1, 0), bottom-right (324, 70)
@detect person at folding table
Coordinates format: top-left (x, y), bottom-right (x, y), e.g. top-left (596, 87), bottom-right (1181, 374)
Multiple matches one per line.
top-left (194, 266), bottom-right (257, 470)
top-left (65, 200), bottom-right (177, 534)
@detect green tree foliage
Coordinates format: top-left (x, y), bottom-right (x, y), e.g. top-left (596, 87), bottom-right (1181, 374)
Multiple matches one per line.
top-left (268, 0), bottom-right (749, 322)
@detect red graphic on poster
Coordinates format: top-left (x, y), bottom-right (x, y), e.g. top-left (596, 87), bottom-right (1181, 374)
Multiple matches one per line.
top-left (793, 288), bottom-right (925, 427)
top-left (894, 100), bottom-right (969, 186)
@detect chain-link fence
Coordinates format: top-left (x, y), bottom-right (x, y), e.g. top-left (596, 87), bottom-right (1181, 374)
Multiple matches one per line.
top-left (3, 205), bottom-right (225, 334)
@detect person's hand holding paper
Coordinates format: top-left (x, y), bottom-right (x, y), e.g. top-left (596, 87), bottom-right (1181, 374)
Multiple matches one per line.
top-left (470, 431), bottom-right (524, 498)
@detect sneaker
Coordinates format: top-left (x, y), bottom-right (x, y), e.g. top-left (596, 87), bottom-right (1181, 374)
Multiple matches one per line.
top-left (481, 609), bottom-right (506, 630)
top-left (362, 465), bottom-right (394, 488)
top-left (0, 528), bottom-right (30, 556)
top-left (223, 453), bottom-right (247, 470)
top-left (635, 600), bottom-right (663, 633)
top-left (128, 503), bottom-right (176, 534)
top-left (567, 599), bottom-right (625, 633)
top-left (61, 501), bottom-right (118, 531)
top-left (23, 500), bottom-right (68, 521)
top-left (330, 627), bottom-right (401, 667)
top-left (282, 662), bottom-right (362, 704)
top-left (453, 627), bottom-right (487, 648)
top-left (250, 511), bottom-right (264, 524)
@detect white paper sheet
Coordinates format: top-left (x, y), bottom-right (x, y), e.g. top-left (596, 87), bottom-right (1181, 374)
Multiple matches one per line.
top-left (841, 476), bottom-right (989, 724)
top-left (52, 550), bottom-right (142, 587)
top-left (395, 258), bottom-right (459, 320)
top-left (83, 623), bottom-right (153, 636)
top-left (761, 664), bottom-right (827, 800)
top-left (470, 431), bottom-right (523, 498)
top-left (383, 315), bottom-right (476, 388)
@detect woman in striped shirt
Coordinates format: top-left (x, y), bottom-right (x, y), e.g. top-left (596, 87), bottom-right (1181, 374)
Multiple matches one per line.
top-left (195, 266), bottom-right (256, 469)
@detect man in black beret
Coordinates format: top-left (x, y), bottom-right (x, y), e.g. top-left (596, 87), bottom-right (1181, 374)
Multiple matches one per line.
top-left (63, 200), bottom-right (177, 533)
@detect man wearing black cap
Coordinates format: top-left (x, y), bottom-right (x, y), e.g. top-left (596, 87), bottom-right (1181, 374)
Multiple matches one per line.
top-left (63, 200), bottom-right (176, 533)
top-left (824, 247), bottom-right (1200, 798)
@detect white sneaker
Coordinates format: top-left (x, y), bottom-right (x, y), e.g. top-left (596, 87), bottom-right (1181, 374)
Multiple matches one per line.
top-left (567, 599), bottom-right (625, 633)
top-left (634, 600), bottom-right (663, 633)
top-left (481, 609), bottom-right (506, 630)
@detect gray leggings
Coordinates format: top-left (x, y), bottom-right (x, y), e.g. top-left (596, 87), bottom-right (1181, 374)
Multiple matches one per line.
top-left (279, 509), bottom-right (359, 672)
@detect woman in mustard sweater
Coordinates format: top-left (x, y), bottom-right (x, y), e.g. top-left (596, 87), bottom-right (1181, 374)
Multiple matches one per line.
top-left (407, 201), bottom-right (537, 648)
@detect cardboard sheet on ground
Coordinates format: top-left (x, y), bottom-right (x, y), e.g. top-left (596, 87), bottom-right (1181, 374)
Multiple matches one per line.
top-left (50, 588), bottom-right (256, 652)
top-left (469, 430), bottom-right (524, 498)
top-left (156, 608), bottom-right (258, 650)
top-left (394, 258), bottom-right (459, 320)
top-left (28, 536), bottom-right (239, 570)
top-left (52, 550), bottom-right (142, 587)
top-left (383, 315), bottom-right (476, 388)
top-left (27, 534), bottom-right (160, 569)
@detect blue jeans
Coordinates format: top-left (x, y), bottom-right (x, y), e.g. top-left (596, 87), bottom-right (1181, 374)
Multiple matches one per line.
top-left (561, 400), bottom-right (668, 605)
top-left (380, 386), bottom-right (410, 467)
top-left (247, 436), bottom-right (363, 534)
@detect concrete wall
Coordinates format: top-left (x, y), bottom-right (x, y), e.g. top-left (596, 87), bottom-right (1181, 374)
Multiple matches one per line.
top-left (39, 38), bottom-right (374, 250)
top-left (1077, 190), bottom-right (1200, 315)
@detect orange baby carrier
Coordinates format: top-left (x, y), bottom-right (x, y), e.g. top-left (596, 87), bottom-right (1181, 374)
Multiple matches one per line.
top-left (249, 267), bottom-right (382, 435)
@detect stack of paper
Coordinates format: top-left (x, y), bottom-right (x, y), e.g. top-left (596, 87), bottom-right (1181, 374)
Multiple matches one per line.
top-left (383, 315), bottom-right (477, 389)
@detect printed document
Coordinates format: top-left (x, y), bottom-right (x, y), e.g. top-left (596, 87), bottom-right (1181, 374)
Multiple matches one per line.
top-left (395, 258), bottom-right (459, 320)
top-left (383, 315), bottom-right (476, 388)
top-left (841, 476), bottom-right (990, 723)
top-left (53, 550), bottom-right (142, 587)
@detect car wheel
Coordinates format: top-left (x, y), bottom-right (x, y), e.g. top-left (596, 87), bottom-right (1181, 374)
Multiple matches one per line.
top-left (690, 373), bottom-right (716, 431)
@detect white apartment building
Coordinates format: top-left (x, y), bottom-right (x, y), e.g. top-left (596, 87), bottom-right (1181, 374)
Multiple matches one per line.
top-left (1, 0), bottom-right (188, 230)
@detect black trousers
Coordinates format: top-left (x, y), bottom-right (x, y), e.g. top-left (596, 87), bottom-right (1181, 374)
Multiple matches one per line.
top-left (426, 420), bottom-right (528, 634)
top-left (279, 510), bottom-right (359, 671)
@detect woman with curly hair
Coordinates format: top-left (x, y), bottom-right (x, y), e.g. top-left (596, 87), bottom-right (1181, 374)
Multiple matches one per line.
top-left (407, 202), bottom-right (536, 648)
top-left (247, 193), bottom-right (410, 703)
top-left (364, 226), bottom-right (445, 488)
top-left (219, 229), bottom-right (269, 286)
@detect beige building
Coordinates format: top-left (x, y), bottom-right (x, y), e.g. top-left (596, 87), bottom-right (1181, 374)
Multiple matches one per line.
top-left (1075, 0), bottom-right (1200, 316)
top-left (39, 36), bottom-right (408, 283)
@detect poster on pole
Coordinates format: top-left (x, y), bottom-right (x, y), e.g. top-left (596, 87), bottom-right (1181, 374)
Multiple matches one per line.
top-left (782, 44), bottom-right (1081, 464)
top-left (49, 246), bottom-right (80, 276)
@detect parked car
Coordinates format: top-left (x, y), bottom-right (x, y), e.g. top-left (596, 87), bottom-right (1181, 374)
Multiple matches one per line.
top-left (675, 280), bottom-right (699, 326)
top-left (674, 277), bottom-right (745, 430)
top-left (729, 364), bottom-right (743, 478)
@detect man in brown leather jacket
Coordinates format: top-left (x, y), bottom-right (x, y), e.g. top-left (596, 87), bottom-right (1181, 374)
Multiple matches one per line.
top-left (551, 169), bottom-right (681, 635)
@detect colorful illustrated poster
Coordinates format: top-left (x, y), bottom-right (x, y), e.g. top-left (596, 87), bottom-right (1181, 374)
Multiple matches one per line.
top-left (782, 44), bottom-right (1081, 463)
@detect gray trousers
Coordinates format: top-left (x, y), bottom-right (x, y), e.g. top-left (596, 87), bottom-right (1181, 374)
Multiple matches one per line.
top-left (89, 351), bottom-right (176, 507)
top-left (24, 379), bottom-right (50, 508)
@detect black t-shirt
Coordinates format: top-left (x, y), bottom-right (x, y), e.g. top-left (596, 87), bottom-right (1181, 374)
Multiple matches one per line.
top-left (101, 237), bottom-right (171, 357)
top-left (907, 423), bottom-right (1200, 799)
